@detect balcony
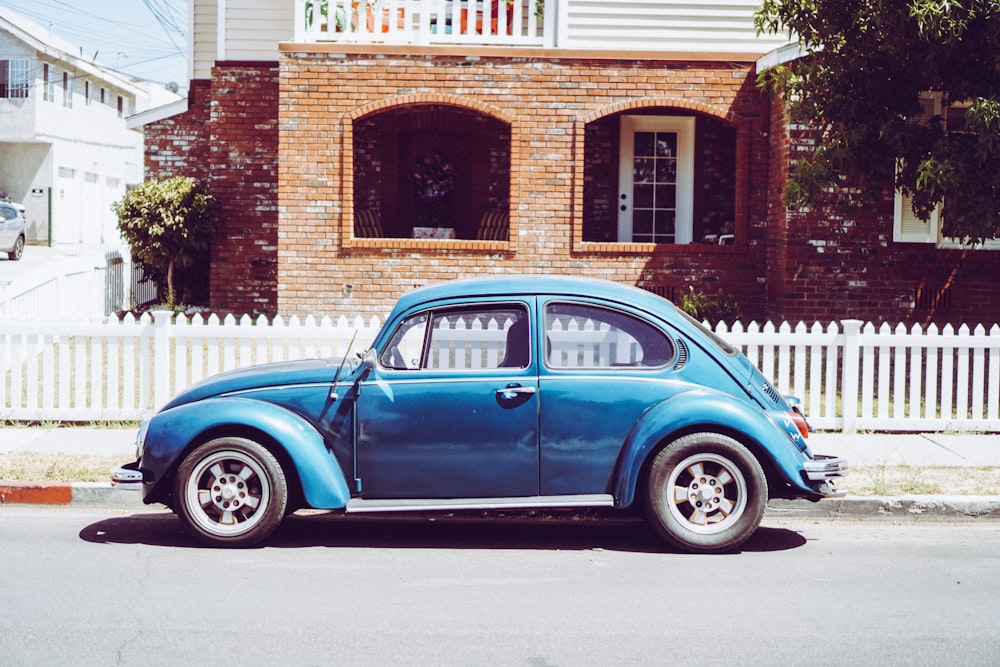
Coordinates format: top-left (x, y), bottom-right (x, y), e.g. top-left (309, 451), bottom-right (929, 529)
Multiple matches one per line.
top-left (297, 0), bottom-right (550, 46)
top-left (293, 0), bottom-right (793, 55)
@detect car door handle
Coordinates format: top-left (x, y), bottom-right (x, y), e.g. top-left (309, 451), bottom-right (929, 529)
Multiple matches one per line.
top-left (496, 384), bottom-right (536, 400)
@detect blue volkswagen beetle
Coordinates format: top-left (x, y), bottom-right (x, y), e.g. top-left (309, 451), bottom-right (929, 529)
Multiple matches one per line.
top-left (119, 275), bottom-right (846, 553)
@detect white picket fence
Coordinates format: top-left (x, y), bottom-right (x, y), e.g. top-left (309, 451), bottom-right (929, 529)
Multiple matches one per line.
top-left (721, 319), bottom-right (1000, 433)
top-left (1, 311), bottom-right (380, 422)
top-left (1, 312), bottom-right (998, 432)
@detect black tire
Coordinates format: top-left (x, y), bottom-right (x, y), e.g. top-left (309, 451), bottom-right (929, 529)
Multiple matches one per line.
top-left (174, 437), bottom-right (288, 547)
top-left (8, 236), bottom-right (24, 261)
top-left (645, 432), bottom-right (767, 554)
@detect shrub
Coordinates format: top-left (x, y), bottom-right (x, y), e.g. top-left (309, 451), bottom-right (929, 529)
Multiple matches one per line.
top-left (678, 286), bottom-right (741, 324)
top-left (113, 176), bottom-right (219, 308)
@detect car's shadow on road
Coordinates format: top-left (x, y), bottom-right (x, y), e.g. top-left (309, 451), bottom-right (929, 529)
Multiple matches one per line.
top-left (79, 509), bottom-right (807, 554)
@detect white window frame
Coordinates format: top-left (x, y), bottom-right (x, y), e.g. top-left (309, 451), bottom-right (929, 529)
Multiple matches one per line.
top-left (617, 115), bottom-right (695, 244)
top-left (893, 95), bottom-right (999, 249)
top-left (1, 59), bottom-right (29, 98)
top-left (43, 63), bottom-right (54, 102)
top-left (63, 70), bottom-right (73, 108)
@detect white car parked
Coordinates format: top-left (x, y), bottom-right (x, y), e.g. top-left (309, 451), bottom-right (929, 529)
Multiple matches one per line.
top-left (0, 199), bottom-right (26, 261)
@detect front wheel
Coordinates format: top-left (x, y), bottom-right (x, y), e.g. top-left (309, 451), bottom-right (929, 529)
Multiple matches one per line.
top-left (174, 437), bottom-right (288, 547)
top-left (645, 433), bottom-right (767, 554)
top-left (8, 236), bottom-right (24, 261)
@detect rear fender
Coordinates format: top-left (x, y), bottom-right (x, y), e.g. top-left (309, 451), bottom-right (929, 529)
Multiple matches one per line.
top-left (612, 389), bottom-right (814, 507)
top-left (141, 397), bottom-right (351, 509)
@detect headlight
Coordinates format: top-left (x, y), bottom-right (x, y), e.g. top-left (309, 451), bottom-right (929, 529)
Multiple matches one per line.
top-left (135, 420), bottom-right (150, 460)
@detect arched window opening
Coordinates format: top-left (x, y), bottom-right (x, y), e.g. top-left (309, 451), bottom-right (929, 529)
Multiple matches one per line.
top-left (353, 104), bottom-right (511, 240)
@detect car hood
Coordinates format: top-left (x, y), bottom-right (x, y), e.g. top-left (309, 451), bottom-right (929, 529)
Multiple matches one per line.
top-left (160, 358), bottom-right (349, 411)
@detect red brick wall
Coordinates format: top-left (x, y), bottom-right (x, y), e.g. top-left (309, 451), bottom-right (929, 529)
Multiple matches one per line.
top-left (144, 80), bottom-right (212, 181)
top-left (206, 63), bottom-right (280, 315)
top-left (766, 99), bottom-right (1000, 326)
top-left (142, 68), bottom-right (280, 316)
top-left (276, 50), bottom-right (771, 320)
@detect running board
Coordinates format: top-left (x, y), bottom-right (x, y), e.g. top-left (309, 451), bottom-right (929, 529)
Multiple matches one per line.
top-left (345, 494), bottom-right (615, 514)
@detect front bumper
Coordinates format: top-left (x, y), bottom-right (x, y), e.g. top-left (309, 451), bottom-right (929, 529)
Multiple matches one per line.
top-left (111, 460), bottom-right (143, 487)
top-left (803, 454), bottom-right (848, 498)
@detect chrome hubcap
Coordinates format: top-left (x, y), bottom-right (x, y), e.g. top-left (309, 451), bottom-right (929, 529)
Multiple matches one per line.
top-left (185, 450), bottom-right (270, 536)
top-left (667, 453), bottom-right (748, 534)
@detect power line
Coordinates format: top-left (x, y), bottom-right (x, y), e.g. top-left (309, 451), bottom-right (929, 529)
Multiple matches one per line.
top-left (0, 0), bottom-right (186, 84)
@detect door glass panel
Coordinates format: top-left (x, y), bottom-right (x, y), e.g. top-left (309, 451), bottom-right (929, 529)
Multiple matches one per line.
top-left (631, 129), bottom-right (678, 244)
top-left (380, 306), bottom-right (528, 371)
top-left (426, 308), bottom-right (527, 370)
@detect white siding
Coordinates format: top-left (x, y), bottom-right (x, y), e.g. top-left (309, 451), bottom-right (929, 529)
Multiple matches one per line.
top-left (191, 0), bottom-right (218, 79)
top-left (223, 0), bottom-right (295, 62)
top-left (561, 0), bottom-right (790, 54)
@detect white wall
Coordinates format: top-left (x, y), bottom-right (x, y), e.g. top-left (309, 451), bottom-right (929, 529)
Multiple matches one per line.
top-left (192, 0), bottom-right (218, 79)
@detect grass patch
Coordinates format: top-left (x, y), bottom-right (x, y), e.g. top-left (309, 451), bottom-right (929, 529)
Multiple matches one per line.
top-left (847, 464), bottom-right (1000, 496)
top-left (0, 452), bottom-right (124, 483)
top-left (0, 420), bottom-right (142, 429)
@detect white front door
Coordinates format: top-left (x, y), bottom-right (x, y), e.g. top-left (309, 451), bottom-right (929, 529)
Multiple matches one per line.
top-left (617, 115), bottom-right (694, 244)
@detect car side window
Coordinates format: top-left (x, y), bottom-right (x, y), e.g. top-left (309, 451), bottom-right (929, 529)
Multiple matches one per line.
top-left (380, 305), bottom-right (530, 371)
top-left (380, 312), bottom-right (428, 369)
top-left (545, 302), bottom-right (674, 369)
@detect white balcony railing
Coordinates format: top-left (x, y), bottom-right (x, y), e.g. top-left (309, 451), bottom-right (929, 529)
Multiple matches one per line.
top-left (293, 0), bottom-right (794, 54)
top-left (297, 0), bottom-right (553, 47)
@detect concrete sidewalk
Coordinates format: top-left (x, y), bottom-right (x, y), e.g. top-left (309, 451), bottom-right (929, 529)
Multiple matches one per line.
top-left (2, 427), bottom-right (999, 518)
top-left (1, 427), bottom-right (137, 457)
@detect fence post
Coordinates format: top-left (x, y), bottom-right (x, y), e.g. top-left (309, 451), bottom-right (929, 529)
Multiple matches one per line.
top-left (152, 309), bottom-right (173, 410)
top-left (841, 319), bottom-right (863, 433)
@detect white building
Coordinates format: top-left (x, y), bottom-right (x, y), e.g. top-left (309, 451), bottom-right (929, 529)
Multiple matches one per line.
top-left (0, 6), bottom-right (177, 246)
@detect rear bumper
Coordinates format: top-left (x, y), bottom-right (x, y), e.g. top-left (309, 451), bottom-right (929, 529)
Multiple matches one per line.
top-left (803, 454), bottom-right (848, 498)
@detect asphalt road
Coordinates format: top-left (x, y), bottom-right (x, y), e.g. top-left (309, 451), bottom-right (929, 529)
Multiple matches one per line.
top-left (2, 507), bottom-right (999, 666)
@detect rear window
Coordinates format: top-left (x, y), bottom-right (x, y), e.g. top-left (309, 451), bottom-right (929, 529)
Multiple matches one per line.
top-left (544, 302), bottom-right (674, 369)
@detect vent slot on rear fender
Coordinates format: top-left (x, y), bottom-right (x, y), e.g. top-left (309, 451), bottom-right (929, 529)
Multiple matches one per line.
top-left (673, 338), bottom-right (688, 370)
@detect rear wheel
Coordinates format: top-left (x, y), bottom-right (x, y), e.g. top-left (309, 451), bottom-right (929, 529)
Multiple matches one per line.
top-left (645, 432), bottom-right (767, 554)
top-left (174, 437), bottom-right (287, 547)
top-left (8, 236), bottom-right (24, 261)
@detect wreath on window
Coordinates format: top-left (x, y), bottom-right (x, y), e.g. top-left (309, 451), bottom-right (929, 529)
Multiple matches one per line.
top-left (411, 152), bottom-right (456, 202)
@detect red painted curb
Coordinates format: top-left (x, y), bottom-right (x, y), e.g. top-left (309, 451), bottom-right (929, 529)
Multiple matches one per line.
top-left (0, 481), bottom-right (73, 505)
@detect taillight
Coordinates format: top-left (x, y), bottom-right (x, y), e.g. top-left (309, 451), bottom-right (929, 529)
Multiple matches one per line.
top-left (789, 408), bottom-right (810, 439)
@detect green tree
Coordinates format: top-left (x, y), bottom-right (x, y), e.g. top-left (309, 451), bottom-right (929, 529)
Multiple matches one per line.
top-left (112, 176), bottom-right (219, 308)
top-left (755, 0), bottom-right (1000, 244)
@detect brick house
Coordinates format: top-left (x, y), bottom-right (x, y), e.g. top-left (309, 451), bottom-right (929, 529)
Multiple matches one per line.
top-left (136, 0), bottom-right (1000, 326)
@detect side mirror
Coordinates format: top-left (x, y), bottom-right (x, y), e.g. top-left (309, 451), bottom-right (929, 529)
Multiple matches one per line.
top-left (363, 348), bottom-right (377, 370)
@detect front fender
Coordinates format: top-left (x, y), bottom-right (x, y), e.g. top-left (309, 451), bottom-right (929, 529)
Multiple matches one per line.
top-left (140, 397), bottom-right (351, 509)
top-left (612, 389), bottom-right (814, 507)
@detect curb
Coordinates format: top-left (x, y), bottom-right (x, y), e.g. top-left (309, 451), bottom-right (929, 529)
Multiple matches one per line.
top-left (767, 496), bottom-right (1000, 520)
top-left (1, 481), bottom-right (142, 507)
top-left (3, 481), bottom-right (1000, 520)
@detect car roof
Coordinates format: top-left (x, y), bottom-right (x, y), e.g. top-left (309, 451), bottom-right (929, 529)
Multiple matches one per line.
top-left (394, 274), bottom-right (677, 315)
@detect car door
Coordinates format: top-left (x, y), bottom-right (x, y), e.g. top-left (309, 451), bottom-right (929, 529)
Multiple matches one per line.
top-left (0, 205), bottom-right (15, 248)
top-left (538, 299), bottom-right (680, 495)
top-left (355, 301), bottom-right (539, 499)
